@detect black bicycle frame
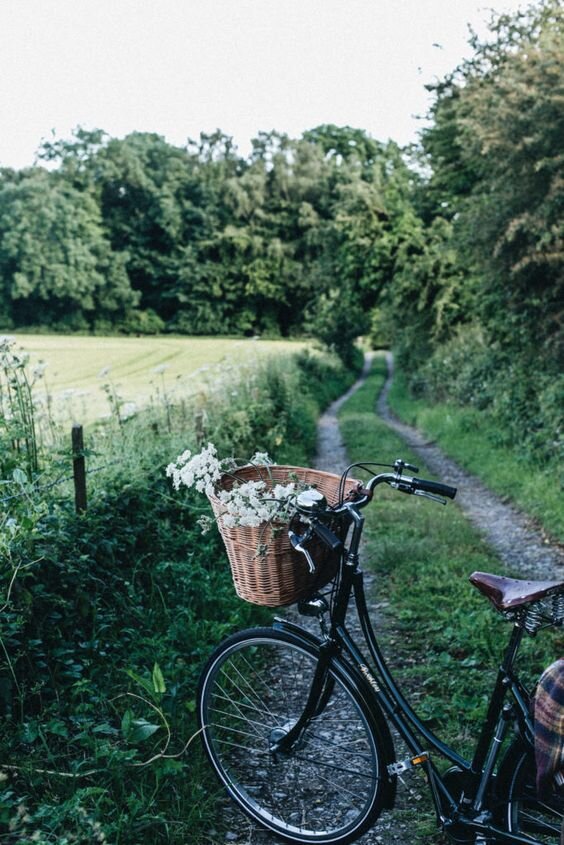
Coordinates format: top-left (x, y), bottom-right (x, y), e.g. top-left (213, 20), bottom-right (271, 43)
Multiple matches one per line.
top-left (276, 527), bottom-right (542, 844)
top-left (345, 568), bottom-right (536, 841)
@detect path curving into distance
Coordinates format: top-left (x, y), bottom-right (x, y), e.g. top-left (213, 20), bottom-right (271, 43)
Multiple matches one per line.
top-left (314, 351), bottom-right (374, 475)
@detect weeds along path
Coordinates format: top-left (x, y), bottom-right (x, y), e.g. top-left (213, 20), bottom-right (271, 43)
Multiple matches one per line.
top-left (378, 352), bottom-right (564, 580)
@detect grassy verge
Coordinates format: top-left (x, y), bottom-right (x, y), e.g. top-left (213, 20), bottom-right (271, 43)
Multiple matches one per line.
top-left (338, 355), bottom-right (563, 842)
top-left (387, 368), bottom-right (563, 543)
top-left (0, 346), bottom-right (356, 843)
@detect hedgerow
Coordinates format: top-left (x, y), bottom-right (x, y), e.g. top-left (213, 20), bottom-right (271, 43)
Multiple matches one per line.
top-left (0, 343), bottom-right (355, 842)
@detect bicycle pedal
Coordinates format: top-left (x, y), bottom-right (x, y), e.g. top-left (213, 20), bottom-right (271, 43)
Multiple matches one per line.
top-left (387, 752), bottom-right (429, 776)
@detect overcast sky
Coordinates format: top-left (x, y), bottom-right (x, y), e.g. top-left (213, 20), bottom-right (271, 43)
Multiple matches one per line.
top-left (0, 0), bottom-right (527, 168)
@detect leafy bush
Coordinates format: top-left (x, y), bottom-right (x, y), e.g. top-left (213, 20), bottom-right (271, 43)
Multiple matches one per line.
top-left (0, 346), bottom-right (354, 842)
top-left (115, 308), bottom-right (166, 336)
top-left (409, 325), bottom-right (563, 466)
top-left (305, 288), bottom-right (368, 370)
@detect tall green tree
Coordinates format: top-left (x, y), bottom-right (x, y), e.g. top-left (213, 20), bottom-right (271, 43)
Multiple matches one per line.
top-left (423, 0), bottom-right (564, 367)
top-left (0, 169), bottom-right (137, 328)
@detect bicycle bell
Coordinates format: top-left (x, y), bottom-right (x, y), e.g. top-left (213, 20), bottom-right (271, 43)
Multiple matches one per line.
top-left (296, 488), bottom-right (327, 514)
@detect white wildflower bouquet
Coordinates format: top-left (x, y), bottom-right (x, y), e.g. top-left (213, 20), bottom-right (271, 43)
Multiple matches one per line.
top-left (167, 443), bottom-right (351, 606)
top-left (166, 443), bottom-right (304, 532)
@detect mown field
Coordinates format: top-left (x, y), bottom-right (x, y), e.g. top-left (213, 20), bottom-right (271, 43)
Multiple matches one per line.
top-left (10, 334), bottom-right (305, 422)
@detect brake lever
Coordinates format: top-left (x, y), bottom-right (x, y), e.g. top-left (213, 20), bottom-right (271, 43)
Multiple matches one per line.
top-left (288, 530), bottom-right (316, 573)
top-left (394, 459), bottom-right (419, 474)
top-left (391, 481), bottom-right (447, 505)
top-left (414, 490), bottom-right (447, 506)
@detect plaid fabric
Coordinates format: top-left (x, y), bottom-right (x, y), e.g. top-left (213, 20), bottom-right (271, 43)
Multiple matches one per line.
top-left (534, 658), bottom-right (564, 798)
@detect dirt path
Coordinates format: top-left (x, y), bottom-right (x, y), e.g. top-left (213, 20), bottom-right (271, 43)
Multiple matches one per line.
top-left (215, 353), bottom-right (563, 845)
top-left (378, 352), bottom-right (564, 580)
top-left (314, 351), bottom-right (374, 475)
top-left (218, 357), bottom-right (418, 845)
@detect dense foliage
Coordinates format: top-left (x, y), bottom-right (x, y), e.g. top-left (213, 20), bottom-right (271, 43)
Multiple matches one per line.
top-left (0, 344), bottom-right (355, 842)
top-left (379, 0), bottom-right (563, 466)
top-left (0, 128), bottom-right (412, 358)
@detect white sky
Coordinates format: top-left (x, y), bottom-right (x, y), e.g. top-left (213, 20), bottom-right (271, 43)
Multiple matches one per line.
top-left (0, 0), bottom-right (527, 169)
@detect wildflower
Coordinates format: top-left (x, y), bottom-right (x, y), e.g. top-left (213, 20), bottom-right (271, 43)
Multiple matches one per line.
top-left (31, 361), bottom-right (47, 380)
top-left (167, 443), bottom-right (307, 535)
top-left (197, 515), bottom-right (213, 534)
top-left (166, 442), bottom-right (221, 494)
top-left (120, 402), bottom-right (138, 420)
top-left (6, 518), bottom-right (18, 536)
top-left (250, 451), bottom-right (274, 466)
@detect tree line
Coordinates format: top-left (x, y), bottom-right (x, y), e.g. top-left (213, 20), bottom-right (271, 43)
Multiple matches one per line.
top-left (0, 0), bottom-right (561, 455)
top-left (398, 0), bottom-right (563, 464)
top-left (0, 124), bottom-right (414, 362)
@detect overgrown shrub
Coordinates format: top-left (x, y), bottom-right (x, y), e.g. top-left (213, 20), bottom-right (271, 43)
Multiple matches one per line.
top-left (0, 345), bottom-right (353, 842)
top-left (411, 326), bottom-right (563, 465)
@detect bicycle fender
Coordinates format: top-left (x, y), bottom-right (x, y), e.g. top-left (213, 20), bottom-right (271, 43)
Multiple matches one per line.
top-left (272, 618), bottom-right (397, 809)
top-left (494, 736), bottom-right (532, 799)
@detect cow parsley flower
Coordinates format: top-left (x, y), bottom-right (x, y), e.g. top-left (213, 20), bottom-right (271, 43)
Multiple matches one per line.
top-left (250, 451), bottom-right (273, 466)
top-left (166, 442), bottom-right (308, 535)
top-left (166, 442), bottom-right (222, 496)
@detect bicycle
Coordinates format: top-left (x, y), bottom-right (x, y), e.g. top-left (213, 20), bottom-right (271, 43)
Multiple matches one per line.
top-left (197, 459), bottom-right (564, 844)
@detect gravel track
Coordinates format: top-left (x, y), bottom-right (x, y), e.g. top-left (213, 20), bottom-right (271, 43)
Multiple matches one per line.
top-left (212, 353), bottom-right (564, 845)
top-left (378, 352), bottom-right (564, 581)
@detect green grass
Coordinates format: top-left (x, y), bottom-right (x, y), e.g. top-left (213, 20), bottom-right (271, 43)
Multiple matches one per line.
top-left (388, 369), bottom-right (564, 542)
top-left (338, 354), bottom-right (563, 842)
top-left (10, 334), bottom-right (306, 423)
top-left (0, 346), bottom-right (354, 843)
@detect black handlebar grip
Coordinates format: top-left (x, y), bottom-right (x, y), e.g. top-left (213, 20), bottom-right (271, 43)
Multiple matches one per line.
top-left (413, 477), bottom-right (457, 499)
top-left (312, 521), bottom-right (343, 552)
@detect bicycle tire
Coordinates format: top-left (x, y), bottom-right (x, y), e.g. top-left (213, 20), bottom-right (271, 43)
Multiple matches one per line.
top-left (500, 739), bottom-right (563, 843)
top-left (197, 626), bottom-right (389, 845)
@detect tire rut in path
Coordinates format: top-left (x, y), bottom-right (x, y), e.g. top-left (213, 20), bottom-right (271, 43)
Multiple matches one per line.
top-left (313, 351), bottom-right (374, 475)
top-left (378, 352), bottom-right (564, 580)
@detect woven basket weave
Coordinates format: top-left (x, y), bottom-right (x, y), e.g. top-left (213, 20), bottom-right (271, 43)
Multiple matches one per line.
top-left (207, 465), bottom-right (358, 607)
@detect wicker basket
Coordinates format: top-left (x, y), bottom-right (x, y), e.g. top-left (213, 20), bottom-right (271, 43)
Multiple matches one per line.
top-left (207, 465), bottom-right (358, 607)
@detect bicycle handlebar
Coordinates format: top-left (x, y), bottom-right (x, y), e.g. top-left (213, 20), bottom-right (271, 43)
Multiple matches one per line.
top-left (292, 460), bottom-right (457, 557)
top-left (356, 469), bottom-right (457, 505)
top-left (411, 476), bottom-right (457, 499)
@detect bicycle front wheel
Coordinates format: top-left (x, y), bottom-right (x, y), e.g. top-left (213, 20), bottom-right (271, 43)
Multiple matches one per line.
top-left (502, 740), bottom-right (563, 843)
top-left (197, 627), bottom-right (388, 845)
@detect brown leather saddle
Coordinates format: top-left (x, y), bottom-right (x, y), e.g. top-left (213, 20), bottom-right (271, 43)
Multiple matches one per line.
top-left (470, 571), bottom-right (564, 612)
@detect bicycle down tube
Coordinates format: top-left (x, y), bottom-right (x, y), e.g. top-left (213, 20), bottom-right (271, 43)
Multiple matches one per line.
top-left (274, 571), bottom-right (538, 840)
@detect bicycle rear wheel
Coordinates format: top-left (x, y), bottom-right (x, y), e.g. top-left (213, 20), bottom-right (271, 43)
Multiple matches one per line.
top-left (197, 627), bottom-right (388, 845)
top-left (502, 740), bottom-right (563, 843)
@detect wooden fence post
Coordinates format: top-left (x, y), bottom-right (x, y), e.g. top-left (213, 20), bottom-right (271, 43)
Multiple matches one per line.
top-left (195, 409), bottom-right (204, 446)
top-left (72, 424), bottom-right (87, 513)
